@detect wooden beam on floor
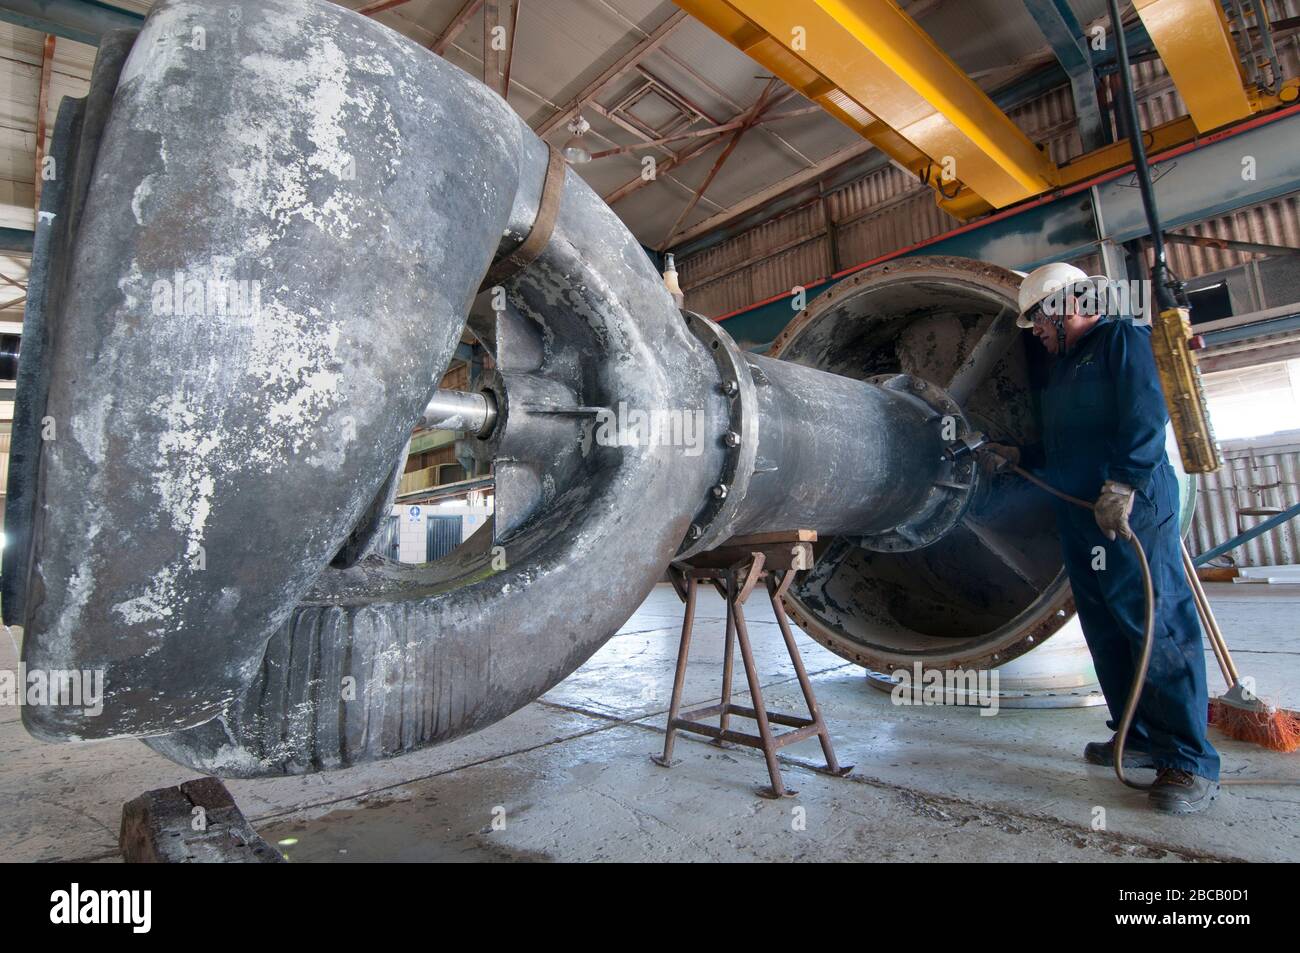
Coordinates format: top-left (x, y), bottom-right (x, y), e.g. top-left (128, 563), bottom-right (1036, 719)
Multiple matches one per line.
top-left (120, 777), bottom-right (284, 864)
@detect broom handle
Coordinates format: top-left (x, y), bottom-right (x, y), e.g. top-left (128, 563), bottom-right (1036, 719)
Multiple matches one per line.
top-left (1190, 555), bottom-right (1237, 683)
top-left (1180, 542), bottom-right (1221, 661)
top-left (1192, 571), bottom-right (1235, 687)
top-left (1179, 542), bottom-right (1226, 677)
top-left (1180, 540), bottom-right (1240, 686)
top-left (1182, 543), bottom-right (1236, 685)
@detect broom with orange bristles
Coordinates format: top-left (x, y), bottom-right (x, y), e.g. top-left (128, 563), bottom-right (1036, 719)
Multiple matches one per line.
top-left (1180, 541), bottom-right (1300, 752)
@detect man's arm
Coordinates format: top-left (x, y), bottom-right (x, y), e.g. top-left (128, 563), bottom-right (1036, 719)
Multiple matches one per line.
top-left (1103, 321), bottom-right (1169, 494)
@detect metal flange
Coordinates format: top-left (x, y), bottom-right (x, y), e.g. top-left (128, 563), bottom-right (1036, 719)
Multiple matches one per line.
top-left (675, 310), bottom-right (759, 559)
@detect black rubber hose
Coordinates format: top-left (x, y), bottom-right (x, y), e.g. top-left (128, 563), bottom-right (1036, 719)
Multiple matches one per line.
top-left (1107, 0), bottom-right (1179, 312)
top-left (1000, 461), bottom-right (1156, 790)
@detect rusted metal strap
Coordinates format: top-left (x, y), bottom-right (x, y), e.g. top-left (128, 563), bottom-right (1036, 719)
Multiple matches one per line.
top-left (479, 145), bottom-right (565, 293)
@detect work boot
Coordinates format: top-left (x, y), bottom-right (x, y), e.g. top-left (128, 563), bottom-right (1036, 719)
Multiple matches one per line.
top-left (1084, 736), bottom-right (1155, 769)
top-left (1149, 768), bottom-right (1220, 815)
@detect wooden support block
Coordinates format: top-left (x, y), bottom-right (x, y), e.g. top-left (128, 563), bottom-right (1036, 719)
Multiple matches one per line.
top-left (120, 777), bottom-right (284, 863)
top-left (1196, 566), bottom-right (1238, 582)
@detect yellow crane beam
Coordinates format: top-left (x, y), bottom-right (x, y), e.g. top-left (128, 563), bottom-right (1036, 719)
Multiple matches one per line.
top-left (1131, 0), bottom-right (1253, 133)
top-left (674, 0), bottom-right (1297, 223)
top-left (674, 0), bottom-right (1053, 210)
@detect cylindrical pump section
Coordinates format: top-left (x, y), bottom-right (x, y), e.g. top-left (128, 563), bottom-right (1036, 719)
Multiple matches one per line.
top-left (726, 353), bottom-right (968, 541)
top-left (673, 308), bottom-right (976, 559)
top-left (764, 256), bottom-right (1195, 691)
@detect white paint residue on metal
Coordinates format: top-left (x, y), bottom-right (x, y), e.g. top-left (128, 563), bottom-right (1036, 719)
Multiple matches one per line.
top-left (245, 299), bottom-right (345, 451)
top-left (151, 392), bottom-right (220, 557)
top-left (226, 17), bottom-right (380, 247)
top-left (112, 565), bottom-right (180, 629)
top-left (130, 173), bottom-right (157, 226)
top-left (44, 533), bottom-right (99, 661)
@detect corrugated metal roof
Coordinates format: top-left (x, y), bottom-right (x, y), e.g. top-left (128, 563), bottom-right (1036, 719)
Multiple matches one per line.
top-left (0, 22), bottom-right (96, 231)
top-left (1, 1), bottom-right (1294, 271)
top-left (910, 0), bottom-right (1115, 74)
top-left (0, 19), bottom-right (100, 327)
top-left (0, 0), bottom-right (1126, 250)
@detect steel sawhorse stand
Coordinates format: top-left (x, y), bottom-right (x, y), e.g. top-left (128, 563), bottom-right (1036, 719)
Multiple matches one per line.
top-left (651, 530), bottom-right (852, 798)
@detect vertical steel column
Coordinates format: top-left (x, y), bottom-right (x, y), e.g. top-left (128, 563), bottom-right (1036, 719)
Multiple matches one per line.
top-left (1024, 0), bottom-right (1109, 151)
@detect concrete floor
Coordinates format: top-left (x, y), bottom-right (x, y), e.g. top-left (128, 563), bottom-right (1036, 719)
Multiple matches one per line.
top-left (2, 582), bottom-right (1298, 863)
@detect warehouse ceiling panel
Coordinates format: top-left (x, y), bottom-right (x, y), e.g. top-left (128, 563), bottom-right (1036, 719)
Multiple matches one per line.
top-left (916, 0), bottom-right (1110, 77)
top-left (680, 130), bottom-right (809, 208)
top-left (651, 15), bottom-right (781, 114)
top-left (482, 0), bottom-right (671, 127)
top-left (7, 0), bottom-right (1287, 258)
top-left (748, 100), bottom-right (864, 164)
top-left (610, 180), bottom-right (708, 239)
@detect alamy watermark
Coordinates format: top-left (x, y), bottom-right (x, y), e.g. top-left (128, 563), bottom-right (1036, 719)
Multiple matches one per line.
top-left (50, 884), bottom-right (150, 933)
top-left (151, 266), bottom-right (262, 318)
top-left (594, 401), bottom-right (705, 457)
top-left (889, 662), bottom-right (1000, 716)
top-left (1039, 278), bottom-right (1153, 321)
top-left (0, 666), bottom-right (104, 716)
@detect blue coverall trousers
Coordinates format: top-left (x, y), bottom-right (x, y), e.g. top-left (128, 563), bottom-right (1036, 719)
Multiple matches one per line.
top-left (1055, 463), bottom-right (1220, 781)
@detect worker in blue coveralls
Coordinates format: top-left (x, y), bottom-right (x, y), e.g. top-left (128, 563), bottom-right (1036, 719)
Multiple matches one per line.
top-left (984, 262), bottom-right (1220, 815)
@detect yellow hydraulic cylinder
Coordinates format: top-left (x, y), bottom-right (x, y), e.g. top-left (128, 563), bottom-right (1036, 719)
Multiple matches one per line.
top-left (1151, 306), bottom-right (1221, 473)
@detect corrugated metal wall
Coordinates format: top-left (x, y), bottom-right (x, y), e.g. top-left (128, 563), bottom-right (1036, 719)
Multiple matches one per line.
top-left (1189, 440), bottom-right (1300, 567)
top-left (676, 202), bottom-right (831, 319)
top-left (377, 514), bottom-right (401, 562)
top-left (1165, 192), bottom-right (1300, 281)
top-left (679, 2), bottom-right (1300, 319)
top-left (426, 513), bottom-right (464, 562)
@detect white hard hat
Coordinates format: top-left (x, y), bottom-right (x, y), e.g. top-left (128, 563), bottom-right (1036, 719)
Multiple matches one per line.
top-left (1016, 262), bottom-right (1104, 328)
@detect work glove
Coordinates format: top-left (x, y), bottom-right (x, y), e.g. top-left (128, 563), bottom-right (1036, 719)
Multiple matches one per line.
top-left (1094, 480), bottom-right (1136, 541)
top-left (979, 443), bottom-right (1020, 475)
